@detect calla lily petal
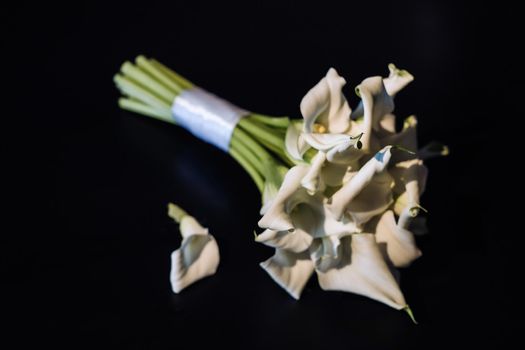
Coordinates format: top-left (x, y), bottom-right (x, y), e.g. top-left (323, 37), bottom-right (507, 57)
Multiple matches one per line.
top-left (316, 234), bottom-right (407, 310)
top-left (383, 63), bottom-right (414, 97)
top-left (260, 249), bottom-right (314, 300)
top-left (352, 77), bottom-right (394, 152)
top-left (300, 68), bottom-right (351, 134)
top-left (258, 165), bottom-right (310, 231)
top-left (321, 162), bottom-right (353, 187)
top-left (170, 215), bottom-right (220, 293)
top-left (391, 159), bottom-right (428, 218)
top-left (310, 235), bottom-right (344, 272)
top-left (301, 151), bottom-right (327, 194)
top-left (381, 115), bottom-right (418, 164)
top-left (346, 171), bottom-right (394, 228)
top-left (375, 210), bottom-right (421, 267)
top-left (376, 113), bottom-right (396, 138)
top-left (302, 133), bottom-right (356, 152)
top-left (285, 120), bottom-right (310, 161)
top-left (328, 146), bottom-right (393, 221)
top-left (256, 228), bottom-right (313, 253)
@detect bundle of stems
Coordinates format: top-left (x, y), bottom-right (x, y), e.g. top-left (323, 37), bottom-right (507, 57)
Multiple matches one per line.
top-left (114, 55), bottom-right (298, 192)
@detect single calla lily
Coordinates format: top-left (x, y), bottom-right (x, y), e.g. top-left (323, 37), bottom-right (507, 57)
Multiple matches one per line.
top-left (301, 151), bottom-right (327, 194)
top-left (285, 120), bottom-right (310, 161)
top-left (300, 67), bottom-right (351, 134)
top-left (352, 64), bottom-right (413, 149)
top-left (390, 158), bottom-right (428, 221)
top-left (375, 210), bottom-right (422, 267)
top-left (168, 203), bottom-right (220, 293)
top-left (258, 165), bottom-right (313, 231)
top-left (316, 233), bottom-right (408, 310)
top-left (328, 146), bottom-right (394, 221)
top-left (353, 77), bottom-right (394, 153)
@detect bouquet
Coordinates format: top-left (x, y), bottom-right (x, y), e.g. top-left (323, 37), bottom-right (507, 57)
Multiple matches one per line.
top-left (114, 56), bottom-right (447, 321)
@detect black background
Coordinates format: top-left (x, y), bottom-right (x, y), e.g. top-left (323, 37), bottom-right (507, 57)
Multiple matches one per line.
top-left (4, 1), bottom-right (519, 348)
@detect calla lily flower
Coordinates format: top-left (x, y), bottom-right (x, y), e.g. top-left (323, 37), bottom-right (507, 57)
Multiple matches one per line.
top-left (316, 234), bottom-right (408, 310)
top-left (381, 115), bottom-right (419, 164)
top-left (352, 77), bottom-right (394, 153)
top-left (351, 64), bottom-right (414, 149)
top-left (300, 68), bottom-right (351, 134)
top-left (390, 158), bottom-right (428, 223)
top-left (260, 249), bottom-right (314, 300)
top-left (285, 68), bottom-right (363, 166)
top-left (258, 165), bottom-right (313, 232)
top-left (375, 210), bottom-right (422, 267)
top-left (328, 146), bottom-right (394, 222)
top-left (168, 203), bottom-right (220, 293)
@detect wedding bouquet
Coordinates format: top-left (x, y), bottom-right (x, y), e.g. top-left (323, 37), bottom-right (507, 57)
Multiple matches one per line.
top-left (114, 56), bottom-right (447, 321)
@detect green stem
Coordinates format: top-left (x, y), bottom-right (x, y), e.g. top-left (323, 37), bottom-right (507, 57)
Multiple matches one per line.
top-left (120, 61), bottom-right (175, 103)
top-left (135, 56), bottom-right (184, 95)
top-left (230, 137), bottom-right (264, 176)
top-left (239, 118), bottom-right (284, 150)
top-left (150, 58), bottom-right (193, 90)
top-left (114, 74), bottom-right (171, 112)
top-left (232, 128), bottom-right (273, 163)
top-left (229, 146), bottom-right (264, 192)
top-left (118, 98), bottom-right (173, 123)
top-left (249, 113), bottom-right (290, 128)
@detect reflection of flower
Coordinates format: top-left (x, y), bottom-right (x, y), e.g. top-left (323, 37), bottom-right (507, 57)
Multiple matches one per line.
top-left (257, 65), bottom-right (435, 319)
top-left (168, 203), bottom-right (220, 293)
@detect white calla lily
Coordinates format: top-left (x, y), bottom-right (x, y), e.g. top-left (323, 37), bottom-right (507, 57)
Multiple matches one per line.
top-left (375, 210), bottom-right (421, 267)
top-left (321, 161), bottom-right (354, 187)
top-left (328, 146), bottom-right (393, 221)
top-left (258, 165), bottom-right (312, 232)
top-left (390, 158), bottom-right (428, 221)
top-left (285, 120), bottom-right (310, 161)
top-left (353, 77), bottom-right (394, 152)
top-left (383, 63), bottom-right (414, 97)
top-left (168, 204), bottom-right (220, 293)
top-left (381, 115), bottom-right (418, 164)
top-left (345, 171), bottom-right (394, 228)
top-left (256, 227), bottom-right (314, 253)
top-left (301, 151), bottom-right (327, 194)
top-left (300, 68), bottom-right (351, 134)
top-left (316, 233), bottom-right (407, 310)
top-left (260, 249), bottom-right (314, 300)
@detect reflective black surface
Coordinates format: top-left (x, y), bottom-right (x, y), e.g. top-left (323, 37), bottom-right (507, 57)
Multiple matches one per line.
top-left (6, 1), bottom-right (517, 348)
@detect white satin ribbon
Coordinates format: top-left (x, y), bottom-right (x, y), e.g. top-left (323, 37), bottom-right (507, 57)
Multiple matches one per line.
top-left (171, 87), bottom-right (248, 152)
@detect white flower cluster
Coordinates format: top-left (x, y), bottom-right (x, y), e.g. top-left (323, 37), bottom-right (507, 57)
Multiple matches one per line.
top-left (257, 65), bottom-right (429, 312)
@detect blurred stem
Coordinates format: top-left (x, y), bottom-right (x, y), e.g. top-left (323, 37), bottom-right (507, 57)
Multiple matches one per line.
top-left (229, 146), bottom-right (264, 192)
